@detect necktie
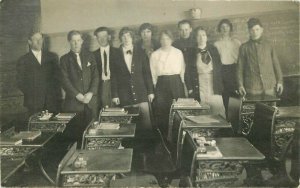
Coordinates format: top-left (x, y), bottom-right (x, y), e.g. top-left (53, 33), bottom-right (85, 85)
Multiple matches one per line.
top-left (75, 53), bottom-right (82, 69)
top-left (126, 50), bottom-right (132, 55)
top-left (103, 50), bottom-right (108, 76)
top-left (197, 48), bottom-right (211, 64)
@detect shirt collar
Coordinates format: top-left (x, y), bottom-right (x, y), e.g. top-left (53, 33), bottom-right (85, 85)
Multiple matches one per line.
top-left (31, 49), bottom-right (41, 56)
top-left (123, 45), bottom-right (133, 54)
top-left (100, 45), bottom-right (110, 53)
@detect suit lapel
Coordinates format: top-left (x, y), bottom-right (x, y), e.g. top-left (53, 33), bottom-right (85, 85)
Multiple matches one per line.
top-left (80, 52), bottom-right (87, 72)
top-left (41, 51), bottom-right (46, 67)
top-left (69, 51), bottom-right (82, 72)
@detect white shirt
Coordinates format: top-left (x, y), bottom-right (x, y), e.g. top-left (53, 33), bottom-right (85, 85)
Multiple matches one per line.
top-left (75, 53), bottom-right (82, 69)
top-left (122, 46), bottom-right (133, 73)
top-left (31, 50), bottom-right (42, 65)
top-left (214, 38), bottom-right (241, 65)
top-left (100, 46), bottom-right (110, 80)
top-left (150, 46), bottom-right (185, 86)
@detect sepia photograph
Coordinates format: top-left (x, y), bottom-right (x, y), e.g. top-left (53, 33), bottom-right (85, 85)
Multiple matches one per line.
top-left (0, 0), bottom-right (299, 187)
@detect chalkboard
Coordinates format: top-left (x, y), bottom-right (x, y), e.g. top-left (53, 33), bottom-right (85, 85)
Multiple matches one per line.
top-left (47, 10), bottom-right (299, 76)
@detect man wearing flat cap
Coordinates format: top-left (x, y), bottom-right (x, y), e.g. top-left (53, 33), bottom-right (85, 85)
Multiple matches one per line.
top-left (237, 18), bottom-right (283, 97)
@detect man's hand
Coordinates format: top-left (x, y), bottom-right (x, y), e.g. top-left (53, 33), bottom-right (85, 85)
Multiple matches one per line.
top-left (148, 94), bottom-right (155, 103)
top-left (76, 93), bottom-right (85, 103)
top-left (83, 92), bottom-right (93, 104)
top-left (112, 98), bottom-right (120, 105)
top-left (276, 83), bottom-right (283, 96)
top-left (188, 90), bottom-right (193, 94)
top-left (238, 86), bottom-right (247, 97)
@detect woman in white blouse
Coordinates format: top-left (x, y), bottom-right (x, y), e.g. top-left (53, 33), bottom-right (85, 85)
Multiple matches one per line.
top-left (150, 30), bottom-right (185, 139)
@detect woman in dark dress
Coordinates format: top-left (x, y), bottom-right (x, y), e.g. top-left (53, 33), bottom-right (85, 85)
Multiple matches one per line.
top-left (136, 23), bottom-right (160, 59)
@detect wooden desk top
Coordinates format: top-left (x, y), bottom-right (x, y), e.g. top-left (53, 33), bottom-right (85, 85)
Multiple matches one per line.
top-left (243, 94), bottom-right (280, 103)
top-left (188, 134), bottom-right (265, 160)
top-left (183, 115), bottom-right (231, 129)
top-left (29, 113), bottom-right (76, 124)
top-left (172, 103), bottom-right (210, 110)
top-left (1, 157), bottom-right (25, 182)
top-left (101, 107), bottom-right (140, 117)
top-left (85, 123), bottom-right (136, 138)
top-left (1, 132), bottom-right (56, 148)
top-left (276, 106), bottom-right (300, 118)
top-left (61, 149), bottom-right (133, 174)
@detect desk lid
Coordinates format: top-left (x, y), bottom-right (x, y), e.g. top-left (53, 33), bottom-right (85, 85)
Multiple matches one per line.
top-left (85, 123), bottom-right (136, 138)
top-left (183, 115), bottom-right (231, 128)
top-left (276, 106), bottom-right (300, 118)
top-left (243, 94), bottom-right (280, 102)
top-left (61, 149), bottom-right (133, 174)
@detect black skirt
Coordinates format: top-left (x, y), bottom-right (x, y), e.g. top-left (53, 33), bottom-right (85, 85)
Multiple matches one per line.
top-left (153, 74), bottom-right (185, 139)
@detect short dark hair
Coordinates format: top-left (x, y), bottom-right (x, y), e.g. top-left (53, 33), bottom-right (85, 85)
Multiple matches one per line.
top-left (119, 27), bottom-right (134, 41)
top-left (159, 30), bottom-right (174, 41)
top-left (177, 19), bottom-right (192, 28)
top-left (217, 19), bottom-right (233, 32)
top-left (67, 30), bottom-right (82, 41)
top-left (247, 18), bottom-right (263, 29)
top-left (94, 27), bottom-right (111, 36)
top-left (194, 26), bottom-right (207, 35)
top-left (28, 30), bottom-right (43, 40)
top-left (139, 23), bottom-right (154, 35)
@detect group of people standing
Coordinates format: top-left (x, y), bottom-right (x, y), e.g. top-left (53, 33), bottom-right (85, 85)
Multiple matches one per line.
top-left (16, 17), bottom-right (283, 145)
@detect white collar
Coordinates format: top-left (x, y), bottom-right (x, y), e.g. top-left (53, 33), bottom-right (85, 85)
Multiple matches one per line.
top-left (100, 45), bottom-right (110, 53)
top-left (123, 45), bottom-right (133, 52)
top-left (31, 49), bottom-right (41, 55)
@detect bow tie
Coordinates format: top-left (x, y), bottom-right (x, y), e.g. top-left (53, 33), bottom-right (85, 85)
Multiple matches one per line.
top-left (197, 48), bottom-right (211, 64)
top-left (126, 50), bottom-right (132, 55)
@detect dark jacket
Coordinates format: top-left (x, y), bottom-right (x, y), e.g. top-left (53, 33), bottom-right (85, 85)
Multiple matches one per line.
top-left (111, 46), bottom-right (154, 106)
top-left (59, 50), bottom-right (99, 113)
top-left (185, 43), bottom-right (223, 102)
top-left (16, 50), bottom-right (61, 113)
top-left (136, 39), bottom-right (160, 57)
top-left (237, 37), bottom-right (283, 94)
top-left (93, 46), bottom-right (118, 107)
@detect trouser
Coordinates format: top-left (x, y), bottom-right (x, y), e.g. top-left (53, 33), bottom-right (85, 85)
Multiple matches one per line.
top-left (99, 80), bottom-right (112, 110)
top-left (62, 105), bottom-right (94, 148)
top-left (154, 75), bottom-right (185, 140)
top-left (221, 64), bottom-right (237, 118)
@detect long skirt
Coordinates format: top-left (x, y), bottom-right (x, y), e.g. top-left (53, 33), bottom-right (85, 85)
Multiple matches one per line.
top-left (199, 73), bottom-right (226, 118)
top-left (154, 74), bottom-right (185, 139)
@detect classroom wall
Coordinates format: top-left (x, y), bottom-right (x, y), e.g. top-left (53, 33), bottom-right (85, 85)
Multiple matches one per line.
top-left (40, 0), bottom-right (298, 34)
top-left (0, 0), bottom-right (41, 119)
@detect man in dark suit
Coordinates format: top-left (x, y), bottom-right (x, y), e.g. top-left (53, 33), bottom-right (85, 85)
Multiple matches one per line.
top-left (93, 27), bottom-right (118, 111)
top-left (16, 31), bottom-right (61, 115)
top-left (60, 30), bottom-right (99, 145)
top-left (111, 27), bottom-right (154, 140)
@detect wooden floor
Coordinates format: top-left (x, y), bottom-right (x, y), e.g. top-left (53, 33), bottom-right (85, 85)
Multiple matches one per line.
top-left (2, 136), bottom-right (296, 187)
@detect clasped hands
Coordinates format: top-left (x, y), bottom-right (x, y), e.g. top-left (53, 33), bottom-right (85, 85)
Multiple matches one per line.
top-left (76, 92), bottom-right (93, 104)
top-left (112, 94), bottom-right (155, 105)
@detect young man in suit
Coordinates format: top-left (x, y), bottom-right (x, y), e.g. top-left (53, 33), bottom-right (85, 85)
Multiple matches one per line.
top-left (93, 27), bottom-right (118, 111)
top-left (111, 27), bottom-right (154, 143)
top-left (60, 30), bottom-right (99, 146)
top-left (237, 18), bottom-right (283, 97)
top-left (173, 20), bottom-right (196, 58)
top-left (16, 31), bottom-right (61, 115)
